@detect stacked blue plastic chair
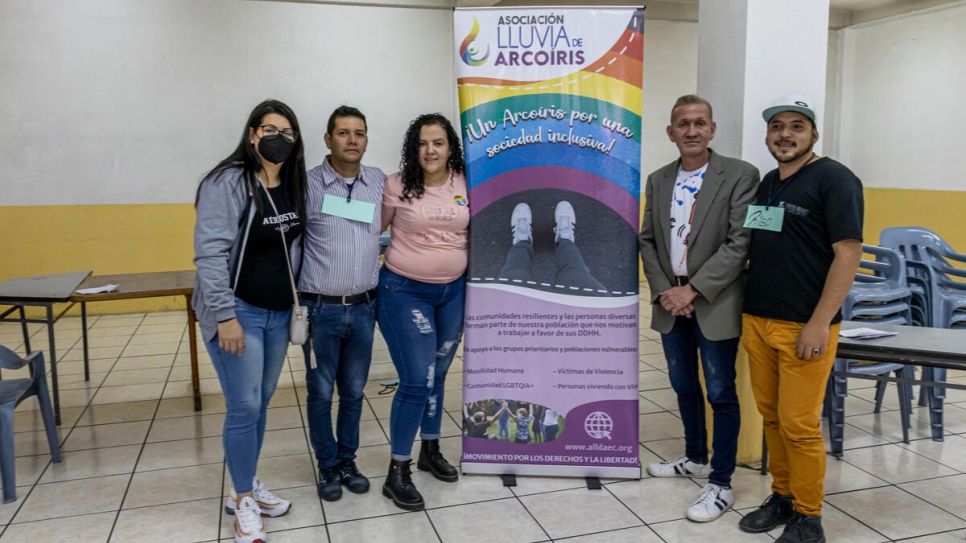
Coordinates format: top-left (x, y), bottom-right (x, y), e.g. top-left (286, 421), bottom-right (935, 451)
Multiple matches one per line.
top-left (880, 226), bottom-right (966, 441)
top-left (0, 345), bottom-right (62, 503)
top-left (825, 244), bottom-right (914, 457)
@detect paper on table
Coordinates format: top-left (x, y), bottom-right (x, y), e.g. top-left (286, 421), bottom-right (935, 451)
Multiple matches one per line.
top-left (839, 327), bottom-right (898, 340)
top-left (75, 284), bottom-right (119, 295)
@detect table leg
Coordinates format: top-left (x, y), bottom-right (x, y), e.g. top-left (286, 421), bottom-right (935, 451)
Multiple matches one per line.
top-left (19, 305), bottom-right (31, 354)
top-left (81, 302), bottom-right (90, 382)
top-left (929, 367), bottom-right (946, 442)
top-left (185, 296), bottom-right (202, 411)
top-left (827, 360), bottom-right (847, 458)
top-left (46, 304), bottom-right (61, 426)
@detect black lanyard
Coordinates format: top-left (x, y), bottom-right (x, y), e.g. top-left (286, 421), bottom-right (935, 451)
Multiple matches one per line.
top-left (345, 180), bottom-right (356, 202)
top-left (766, 153), bottom-right (815, 208)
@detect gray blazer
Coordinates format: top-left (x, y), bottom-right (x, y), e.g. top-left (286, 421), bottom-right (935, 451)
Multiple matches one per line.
top-left (638, 150), bottom-right (759, 341)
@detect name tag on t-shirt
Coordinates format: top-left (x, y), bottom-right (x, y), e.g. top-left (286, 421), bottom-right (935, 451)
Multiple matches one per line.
top-left (743, 205), bottom-right (784, 232)
top-left (322, 194), bottom-right (375, 224)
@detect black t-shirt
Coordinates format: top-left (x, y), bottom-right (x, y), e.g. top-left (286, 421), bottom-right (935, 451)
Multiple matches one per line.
top-left (743, 157), bottom-right (863, 324)
top-left (235, 185), bottom-right (303, 311)
top-left (465, 417), bottom-right (491, 438)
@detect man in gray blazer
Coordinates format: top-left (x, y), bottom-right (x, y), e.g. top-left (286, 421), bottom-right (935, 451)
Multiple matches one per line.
top-left (639, 95), bottom-right (759, 523)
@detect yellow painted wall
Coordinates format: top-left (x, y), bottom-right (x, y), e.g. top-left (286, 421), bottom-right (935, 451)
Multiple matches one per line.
top-left (0, 204), bottom-right (196, 315)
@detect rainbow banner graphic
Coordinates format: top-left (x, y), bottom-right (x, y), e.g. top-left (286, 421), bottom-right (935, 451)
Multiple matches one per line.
top-left (456, 8), bottom-right (643, 478)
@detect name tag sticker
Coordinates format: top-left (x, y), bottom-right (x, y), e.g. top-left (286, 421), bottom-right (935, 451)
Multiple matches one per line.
top-left (322, 195), bottom-right (375, 224)
top-left (744, 205), bottom-right (784, 232)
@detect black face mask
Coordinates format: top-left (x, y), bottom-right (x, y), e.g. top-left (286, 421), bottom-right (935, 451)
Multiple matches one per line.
top-left (257, 135), bottom-right (295, 165)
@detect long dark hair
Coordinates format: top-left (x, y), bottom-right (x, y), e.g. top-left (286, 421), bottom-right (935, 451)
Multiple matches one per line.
top-left (398, 113), bottom-right (465, 203)
top-left (195, 99), bottom-right (307, 219)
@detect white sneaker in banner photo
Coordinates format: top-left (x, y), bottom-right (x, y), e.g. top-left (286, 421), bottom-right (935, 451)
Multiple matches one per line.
top-left (646, 455), bottom-right (712, 478)
top-left (687, 483), bottom-right (735, 522)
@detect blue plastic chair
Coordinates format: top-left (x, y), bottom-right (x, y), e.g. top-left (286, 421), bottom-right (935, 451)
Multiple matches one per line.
top-left (0, 346), bottom-right (61, 503)
top-left (879, 227), bottom-right (965, 438)
top-left (923, 249), bottom-right (966, 328)
top-left (826, 246), bottom-right (916, 457)
top-left (842, 245), bottom-right (911, 318)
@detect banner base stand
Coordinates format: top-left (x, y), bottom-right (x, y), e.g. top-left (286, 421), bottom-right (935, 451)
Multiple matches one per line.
top-left (462, 462), bottom-right (640, 480)
top-left (585, 477), bottom-right (602, 490)
top-left (499, 474), bottom-right (517, 487)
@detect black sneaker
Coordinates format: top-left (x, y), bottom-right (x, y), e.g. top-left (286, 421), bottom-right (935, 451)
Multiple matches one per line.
top-left (318, 466), bottom-right (343, 501)
top-left (738, 492), bottom-right (795, 533)
top-left (775, 512), bottom-right (825, 543)
top-left (339, 460), bottom-right (370, 494)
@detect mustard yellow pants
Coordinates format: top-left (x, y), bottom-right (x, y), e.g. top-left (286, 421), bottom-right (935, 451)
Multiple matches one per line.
top-left (742, 314), bottom-right (840, 517)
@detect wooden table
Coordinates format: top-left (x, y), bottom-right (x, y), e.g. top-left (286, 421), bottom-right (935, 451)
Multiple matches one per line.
top-left (0, 271), bottom-right (92, 424)
top-left (70, 270), bottom-right (203, 411)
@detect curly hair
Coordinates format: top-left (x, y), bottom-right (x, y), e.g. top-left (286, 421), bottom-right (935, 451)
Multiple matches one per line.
top-left (398, 113), bottom-right (465, 203)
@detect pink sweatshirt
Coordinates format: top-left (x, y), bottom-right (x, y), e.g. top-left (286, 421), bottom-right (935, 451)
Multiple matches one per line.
top-left (381, 171), bottom-right (470, 284)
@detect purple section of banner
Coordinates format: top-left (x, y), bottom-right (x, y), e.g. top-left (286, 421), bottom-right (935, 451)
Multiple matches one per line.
top-left (462, 285), bottom-right (638, 412)
top-left (468, 166), bottom-right (639, 229)
top-left (461, 400), bottom-right (639, 468)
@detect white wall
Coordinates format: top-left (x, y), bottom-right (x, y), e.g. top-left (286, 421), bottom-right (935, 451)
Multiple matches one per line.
top-left (640, 19), bottom-right (699, 178)
top-left (834, 1), bottom-right (966, 190)
top-left (0, 0), bottom-right (456, 206)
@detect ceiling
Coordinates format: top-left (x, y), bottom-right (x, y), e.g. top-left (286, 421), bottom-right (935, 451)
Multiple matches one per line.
top-left (483, 0), bottom-right (964, 28)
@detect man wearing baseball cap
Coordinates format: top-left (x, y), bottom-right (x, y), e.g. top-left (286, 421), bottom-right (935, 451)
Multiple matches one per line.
top-left (738, 94), bottom-right (864, 543)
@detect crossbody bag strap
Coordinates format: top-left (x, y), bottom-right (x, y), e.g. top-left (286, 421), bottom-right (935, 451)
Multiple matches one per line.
top-left (259, 183), bottom-right (300, 308)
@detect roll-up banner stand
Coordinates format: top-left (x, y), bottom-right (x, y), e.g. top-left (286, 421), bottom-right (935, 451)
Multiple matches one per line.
top-left (457, 7), bottom-right (644, 478)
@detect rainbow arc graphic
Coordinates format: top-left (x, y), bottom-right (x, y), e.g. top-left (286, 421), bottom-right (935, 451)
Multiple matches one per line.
top-left (458, 10), bottom-right (645, 231)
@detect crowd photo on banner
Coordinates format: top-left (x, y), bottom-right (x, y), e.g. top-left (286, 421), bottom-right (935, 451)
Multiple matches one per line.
top-left (188, 8), bottom-right (864, 543)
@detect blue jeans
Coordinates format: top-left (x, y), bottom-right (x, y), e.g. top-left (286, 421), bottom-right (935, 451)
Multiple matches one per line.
top-left (498, 239), bottom-right (608, 292)
top-left (544, 423), bottom-right (559, 442)
top-left (377, 267), bottom-right (465, 460)
top-left (206, 298), bottom-right (291, 494)
top-left (498, 418), bottom-right (510, 441)
top-left (302, 298), bottom-right (376, 470)
top-left (660, 315), bottom-right (741, 488)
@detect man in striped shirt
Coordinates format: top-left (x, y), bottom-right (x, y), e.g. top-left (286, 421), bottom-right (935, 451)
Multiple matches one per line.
top-left (298, 106), bottom-right (387, 502)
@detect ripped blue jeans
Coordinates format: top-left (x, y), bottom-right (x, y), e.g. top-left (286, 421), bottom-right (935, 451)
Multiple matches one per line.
top-left (377, 267), bottom-right (465, 461)
top-left (661, 315), bottom-right (740, 488)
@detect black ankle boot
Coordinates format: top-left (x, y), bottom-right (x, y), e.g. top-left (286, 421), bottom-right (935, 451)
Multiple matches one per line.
top-left (382, 459), bottom-right (425, 511)
top-left (417, 439), bottom-right (459, 482)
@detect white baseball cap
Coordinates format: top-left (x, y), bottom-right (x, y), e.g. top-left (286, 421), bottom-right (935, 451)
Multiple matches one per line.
top-left (762, 94), bottom-right (816, 124)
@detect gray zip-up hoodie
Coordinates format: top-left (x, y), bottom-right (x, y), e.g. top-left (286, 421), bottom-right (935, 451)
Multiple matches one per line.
top-left (192, 166), bottom-right (303, 342)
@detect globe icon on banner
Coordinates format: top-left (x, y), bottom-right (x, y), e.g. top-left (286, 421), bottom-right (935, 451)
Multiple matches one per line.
top-left (584, 411), bottom-right (613, 440)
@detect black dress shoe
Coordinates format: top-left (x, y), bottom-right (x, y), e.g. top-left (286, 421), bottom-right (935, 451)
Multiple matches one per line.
top-left (318, 466), bottom-right (343, 502)
top-left (775, 512), bottom-right (825, 543)
top-left (417, 439), bottom-right (459, 482)
top-left (339, 460), bottom-right (370, 494)
top-left (382, 459), bottom-right (425, 511)
top-left (738, 492), bottom-right (794, 533)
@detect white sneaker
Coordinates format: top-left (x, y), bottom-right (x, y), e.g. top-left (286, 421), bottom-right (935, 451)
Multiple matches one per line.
top-left (687, 483), bottom-right (734, 522)
top-left (511, 203), bottom-right (532, 244)
top-left (233, 496), bottom-right (266, 543)
top-left (646, 455), bottom-right (711, 478)
top-left (226, 476), bottom-right (292, 518)
top-left (553, 201), bottom-right (575, 243)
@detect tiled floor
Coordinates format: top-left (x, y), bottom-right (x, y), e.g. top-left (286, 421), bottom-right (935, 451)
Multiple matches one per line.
top-left (2, 287), bottom-right (966, 542)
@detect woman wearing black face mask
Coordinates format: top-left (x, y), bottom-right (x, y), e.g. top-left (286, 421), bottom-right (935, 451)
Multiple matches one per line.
top-left (192, 99), bottom-right (307, 543)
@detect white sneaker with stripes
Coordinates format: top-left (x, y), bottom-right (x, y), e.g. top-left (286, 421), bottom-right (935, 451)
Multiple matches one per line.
top-left (226, 476), bottom-right (292, 518)
top-left (687, 483), bottom-right (734, 522)
top-left (233, 496), bottom-right (266, 543)
top-left (646, 455), bottom-right (711, 478)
